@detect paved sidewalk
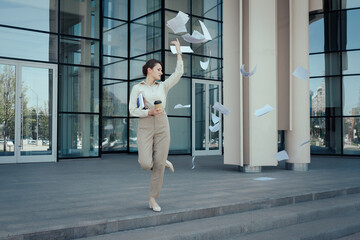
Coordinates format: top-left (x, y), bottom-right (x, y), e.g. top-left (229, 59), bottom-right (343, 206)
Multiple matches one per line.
top-left (0, 154), bottom-right (359, 239)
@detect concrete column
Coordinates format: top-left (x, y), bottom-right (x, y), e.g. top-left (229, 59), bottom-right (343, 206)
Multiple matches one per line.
top-left (285, 0), bottom-right (310, 171)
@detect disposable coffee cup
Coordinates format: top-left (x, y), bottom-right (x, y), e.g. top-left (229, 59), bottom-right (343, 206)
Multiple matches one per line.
top-left (154, 100), bottom-right (162, 110)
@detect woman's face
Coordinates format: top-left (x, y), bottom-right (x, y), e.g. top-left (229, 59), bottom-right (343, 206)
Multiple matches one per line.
top-left (148, 63), bottom-right (163, 80)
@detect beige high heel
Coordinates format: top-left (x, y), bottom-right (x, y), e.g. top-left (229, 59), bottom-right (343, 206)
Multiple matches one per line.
top-left (165, 160), bottom-right (174, 172)
top-left (149, 200), bottom-right (161, 212)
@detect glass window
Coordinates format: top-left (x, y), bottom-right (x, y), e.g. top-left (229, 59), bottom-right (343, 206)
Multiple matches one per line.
top-left (342, 9), bottom-right (360, 50)
top-left (192, 56), bottom-right (222, 80)
top-left (165, 51), bottom-right (191, 77)
top-left (310, 117), bottom-right (342, 154)
top-left (58, 113), bottom-right (99, 158)
top-left (342, 0), bottom-right (360, 9)
top-left (102, 117), bottom-right (128, 152)
top-left (103, 56), bottom-right (128, 80)
top-left (168, 117), bottom-right (191, 154)
top-left (129, 118), bottom-right (138, 152)
top-left (129, 52), bottom-right (162, 80)
top-left (192, 0), bottom-right (222, 21)
top-left (310, 77), bottom-right (341, 116)
top-left (343, 117), bottom-right (360, 154)
top-left (130, 0), bottom-right (161, 20)
top-left (130, 12), bottom-right (162, 57)
top-left (60, 0), bottom-right (100, 38)
top-left (60, 36), bottom-right (100, 66)
top-left (164, 11), bottom-right (191, 49)
top-left (165, 78), bottom-right (191, 116)
top-left (309, 53), bottom-right (341, 77)
top-left (194, 82), bottom-right (206, 151)
top-left (165, 0), bottom-right (190, 12)
top-left (343, 76), bottom-right (360, 116)
top-left (103, 80), bottom-right (128, 117)
top-left (342, 51), bottom-right (360, 75)
top-left (103, 0), bottom-right (128, 20)
top-left (0, 0), bottom-right (58, 32)
top-left (59, 65), bottom-right (100, 113)
top-left (103, 19), bottom-right (128, 58)
top-left (0, 27), bottom-right (57, 62)
top-left (309, 14), bottom-right (325, 53)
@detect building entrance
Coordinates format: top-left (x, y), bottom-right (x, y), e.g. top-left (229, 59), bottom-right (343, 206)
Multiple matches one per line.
top-left (0, 60), bottom-right (57, 163)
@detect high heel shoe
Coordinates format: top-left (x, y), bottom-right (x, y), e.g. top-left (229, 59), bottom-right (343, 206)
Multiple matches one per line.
top-left (149, 200), bottom-right (161, 212)
top-left (165, 160), bottom-right (174, 172)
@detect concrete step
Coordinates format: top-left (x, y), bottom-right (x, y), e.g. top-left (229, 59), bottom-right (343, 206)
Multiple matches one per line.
top-left (336, 232), bottom-right (360, 240)
top-left (77, 193), bottom-right (360, 240)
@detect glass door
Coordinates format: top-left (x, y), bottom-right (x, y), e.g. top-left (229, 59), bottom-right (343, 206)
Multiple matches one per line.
top-left (192, 80), bottom-right (222, 156)
top-left (0, 60), bottom-right (57, 164)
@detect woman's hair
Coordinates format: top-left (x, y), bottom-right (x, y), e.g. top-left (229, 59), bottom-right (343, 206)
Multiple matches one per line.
top-left (142, 59), bottom-right (163, 76)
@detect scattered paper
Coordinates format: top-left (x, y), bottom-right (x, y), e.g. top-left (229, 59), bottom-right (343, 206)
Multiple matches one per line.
top-left (240, 64), bottom-right (257, 78)
top-left (254, 177), bottom-right (275, 181)
top-left (209, 122), bottom-right (220, 133)
top-left (199, 20), bottom-right (212, 41)
top-left (170, 45), bottom-right (193, 54)
top-left (174, 104), bottom-right (191, 109)
top-left (200, 50), bottom-right (211, 70)
top-left (104, 124), bottom-right (114, 130)
top-left (211, 113), bottom-right (220, 124)
top-left (213, 102), bottom-right (230, 116)
top-left (166, 11), bottom-right (189, 34)
top-left (299, 140), bottom-right (311, 147)
top-left (254, 104), bottom-right (274, 117)
top-left (293, 66), bottom-right (310, 81)
top-left (182, 30), bottom-right (206, 43)
top-left (274, 150), bottom-right (289, 161)
top-left (191, 156), bottom-right (196, 169)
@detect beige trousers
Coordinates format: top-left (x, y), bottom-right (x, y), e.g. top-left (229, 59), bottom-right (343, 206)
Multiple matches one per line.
top-left (137, 113), bottom-right (170, 198)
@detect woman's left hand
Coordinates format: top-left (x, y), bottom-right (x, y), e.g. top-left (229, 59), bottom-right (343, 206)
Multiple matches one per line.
top-left (170, 38), bottom-right (181, 54)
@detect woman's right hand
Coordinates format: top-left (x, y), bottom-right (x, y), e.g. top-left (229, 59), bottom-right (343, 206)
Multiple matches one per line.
top-left (148, 107), bottom-right (163, 117)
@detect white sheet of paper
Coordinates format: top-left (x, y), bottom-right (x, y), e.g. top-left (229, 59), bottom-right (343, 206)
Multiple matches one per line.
top-left (209, 122), bottom-right (220, 133)
top-left (174, 104), bottom-right (191, 109)
top-left (293, 66), bottom-right (310, 81)
top-left (254, 104), bottom-right (274, 117)
top-left (240, 64), bottom-right (257, 78)
top-left (182, 30), bottom-right (207, 43)
top-left (170, 45), bottom-right (194, 54)
top-left (213, 102), bottom-right (230, 116)
top-left (254, 177), bottom-right (275, 181)
top-left (299, 140), bottom-right (311, 147)
top-left (199, 20), bottom-right (212, 40)
top-left (166, 11), bottom-right (189, 34)
top-left (191, 156), bottom-right (196, 169)
top-left (200, 58), bottom-right (210, 70)
top-left (211, 113), bottom-right (220, 124)
top-left (274, 150), bottom-right (289, 161)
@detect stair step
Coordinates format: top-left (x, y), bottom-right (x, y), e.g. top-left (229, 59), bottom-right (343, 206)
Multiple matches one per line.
top-left (78, 193), bottom-right (360, 240)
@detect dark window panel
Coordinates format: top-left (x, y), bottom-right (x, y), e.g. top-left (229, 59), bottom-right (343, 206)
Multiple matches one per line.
top-left (165, 0), bottom-right (190, 13)
top-left (102, 80), bottom-right (128, 117)
top-left (168, 117), bottom-right (191, 154)
top-left (342, 9), bottom-right (360, 50)
top-left (309, 52), bottom-right (341, 77)
top-left (103, 19), bottom-right (128, 58)
top-left (130, 0), bottom-right (161, 20)
top-left (343, 76), bottom-right (360, 116)
top-left (310, 117), bottom-right (342, 154)
top-left (192, 0), bottom-right (222, 21)
top-left (103, 56), bottom-right (128, 80)
top-left (103, 0), bottom-right (128, 20)
top-left (343, 117), bottom-right (360, 154)
top-left (342, 50), bottom-right (360, 75)
top-left (102, 118), bottom-right (128, 152)
top-left (165, 78), bottom-right (191, 116)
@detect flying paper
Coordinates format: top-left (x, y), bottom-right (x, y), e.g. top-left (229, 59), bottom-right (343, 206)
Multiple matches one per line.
top-left (211, 113), bottom-right (220, 124)
top-left (299, 140), bottom-right (311, 147)
top-left (200, 50), bottom-right (211, 70)
top-left (254, 177), bottom-right (275, 181)
top-left (199, 20), bottom-right (212, 41)
top-left (274, 150), bottom-right (289, 161)
top-left (166, 11), bottom-right (189, 34)
top-left (209, 122), bottom-right (220, 133)
top-left (182, 30), bottom-right (206, 43)
top-left (254, 104), bottom-right (274, 117)
top-left (191, 156), bottom-right (196, 169)
top-left (170, 45), bottom-right (193, 54)
top-left (174, 104), bottom-right (191, 109)
top-left (213, 102), bottom-right (230, 115)
top-left (293, 66), bottom-right (310, 81)
top-left (240, 64), bottom-right (257, 78)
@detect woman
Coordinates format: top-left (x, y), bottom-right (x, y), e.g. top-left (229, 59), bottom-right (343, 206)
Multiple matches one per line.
top-left (129, 39), bottom-right (183, 212)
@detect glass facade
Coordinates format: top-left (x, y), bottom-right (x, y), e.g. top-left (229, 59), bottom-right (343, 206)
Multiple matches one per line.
top-left (309, 0), bottom-right (360, 155)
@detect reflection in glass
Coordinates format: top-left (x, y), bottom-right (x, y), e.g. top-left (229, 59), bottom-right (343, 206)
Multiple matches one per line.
top-left (165, 78), bottom-right (191, 116)
top-left (0, 0), bottom-right (58, 32)
top-left (195, 83), bottom-right (206, 150)
top-left (59, 65), bottom-right (99, 113)
top-left (59, 114), bottom-right (99, 157)
top-left (60, 36), bottom-right (100, 66)
top-left (342, 51), bottom-right (360, 74)
top-left (309, 77), bottom-right (341, 116)
top-left (169, 117), bottom-right (191, 154)
top-left (103, 0), bottom-right (128, 20)
top-left (343, 117), bottom-right (360, 154)
top-left (165, 0), bottom-right (190, 12)
top-left (60, 0), bottom-right (100, 38)
top-left (130, 12), bottom-right (162, 57)
top-left (342, 9), bottom-right (360, 50)
top-left (21, 67), bottom-right (53, 155)
top-left (0, 27), bottom-right (57, 62)
top-left (342, 0), bottom-right (360, 9)
top-left (103, 57), bottom-right (128, 80)
top-left (103, 80), bottom-right (128, 117)
top-left (130, 0), bottom-right (161, 20)
top-left (129, 118), bottom-right (138, 152)
top-left (343, 76), bottom-right (360, 115)
top-left (103, 19), bottom-right (128, 58)
top-left (192, 0), bottom-right (222, 21)
top-left (192, 56), bottom-right (222, 80)
top-left (208, 84), bottom-right (220, 150)
top-left (102, 118), bottom-right (127, 152)
top-left (165, 51), bottom-right (190, 77)
top-left (309, 53), bottom-right (341, 77)
top-left (129, 52), bottom-right (162, 79)
top-left (310, 117), bottom-right (341, 154)
top-left (0, 64), bottom-right (16, 157)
